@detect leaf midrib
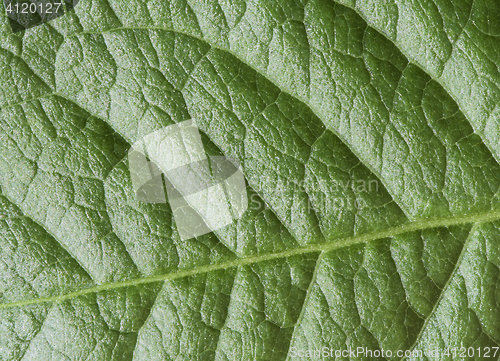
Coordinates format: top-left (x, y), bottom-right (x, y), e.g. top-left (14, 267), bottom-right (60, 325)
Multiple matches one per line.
top-left (2, 207), bottom-right (499, 310)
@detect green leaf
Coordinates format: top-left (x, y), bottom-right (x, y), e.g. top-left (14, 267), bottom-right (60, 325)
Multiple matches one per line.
top-left (1, 0), bottom-right (500, 359)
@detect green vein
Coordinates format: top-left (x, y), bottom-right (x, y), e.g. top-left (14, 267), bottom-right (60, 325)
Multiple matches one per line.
top-left (339, 0), bottom-right (500, 166)
top-left (2, 207), bottom-right (500, 310)
top-left (285, 250), bottom-right (324, 361)
top-left (402, 224), bottom-right (478, 360)
top-left (66, 22), bottom-right (500, 222)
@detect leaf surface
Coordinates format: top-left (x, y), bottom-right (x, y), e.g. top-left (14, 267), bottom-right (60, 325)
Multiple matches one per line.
top-left (1, 0), bottom-right (500, 359)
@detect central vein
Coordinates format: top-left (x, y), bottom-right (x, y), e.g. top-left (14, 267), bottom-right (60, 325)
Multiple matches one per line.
top-left (2, 207), bottom-right (500, 310)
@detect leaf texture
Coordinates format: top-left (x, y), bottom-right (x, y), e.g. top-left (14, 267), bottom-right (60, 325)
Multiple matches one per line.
top-left (1, 0), bottom-right (500, 359)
